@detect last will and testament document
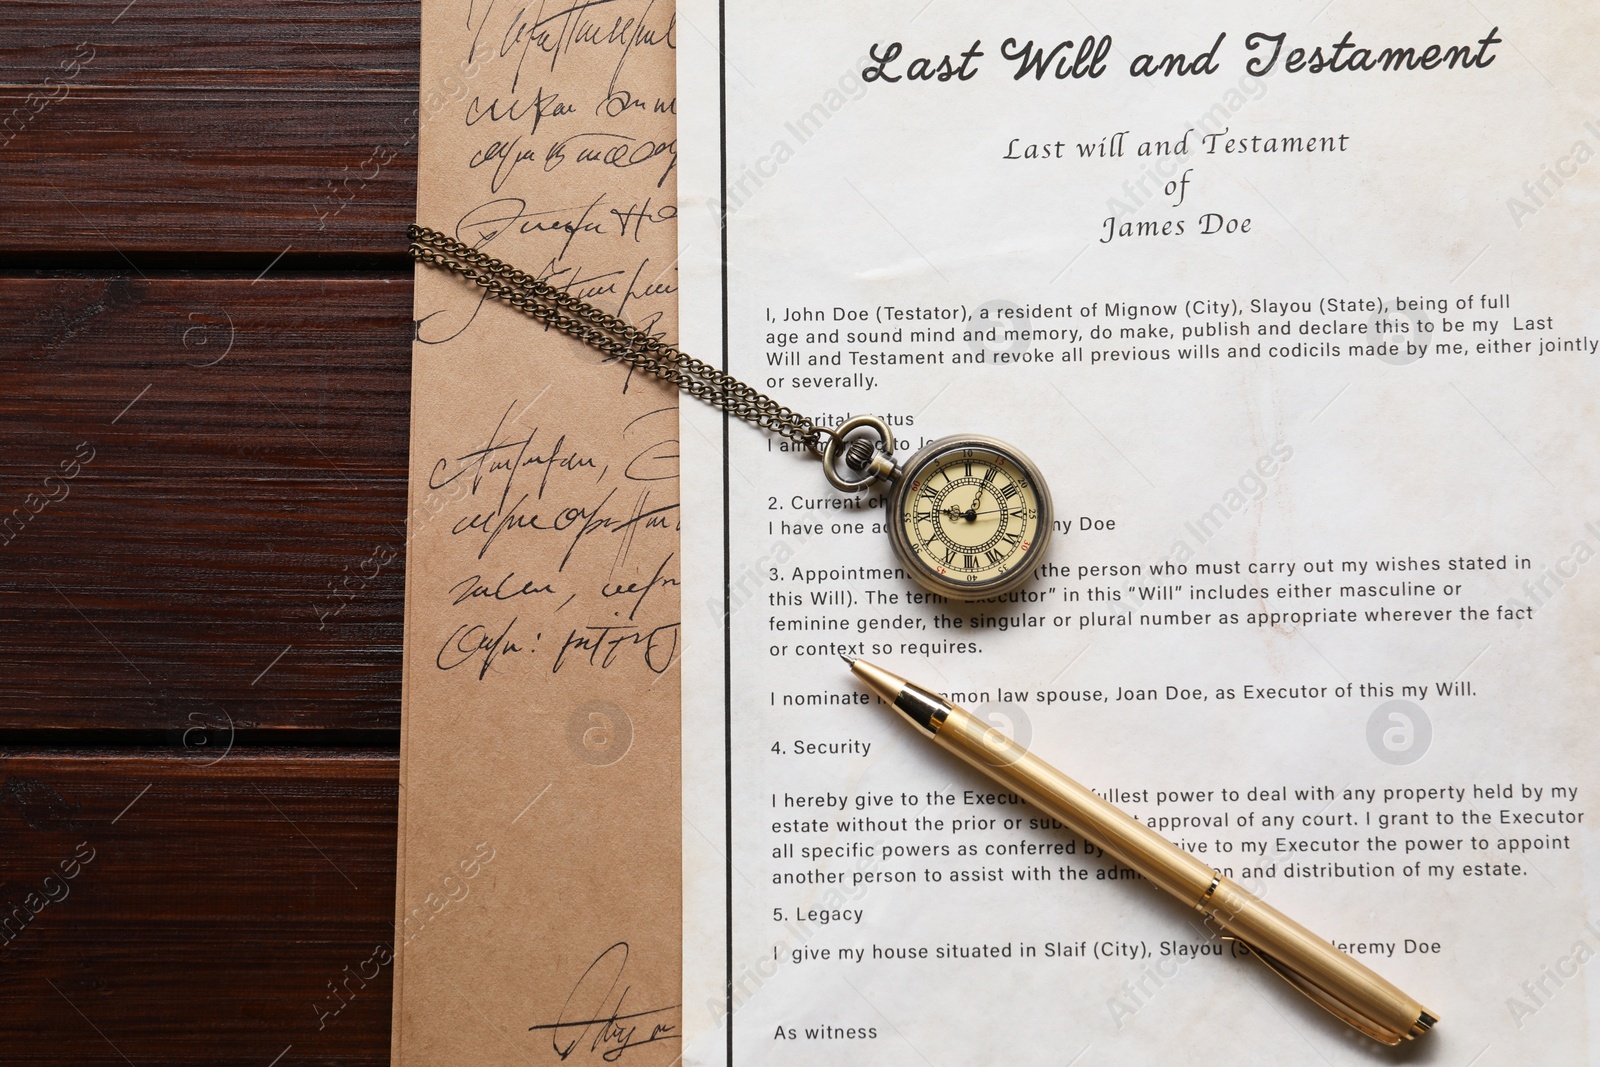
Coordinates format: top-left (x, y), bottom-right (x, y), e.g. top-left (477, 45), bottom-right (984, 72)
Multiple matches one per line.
top-left (678, 2), bottom-right (1600, 1063)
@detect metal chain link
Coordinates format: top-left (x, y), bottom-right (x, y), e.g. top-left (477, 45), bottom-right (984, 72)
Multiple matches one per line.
top-left (407, 224), bottom-right (831, 451)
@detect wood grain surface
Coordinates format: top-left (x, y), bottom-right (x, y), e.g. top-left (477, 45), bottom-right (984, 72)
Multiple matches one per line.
top-left (0, 0), bottom-right (419, 256)
top-left (0, 276), bottom-right (411, 734)
top-left (0, 752), bottom-right (398, 1066)
top-left (3, 2), bottom-right (421, 1061)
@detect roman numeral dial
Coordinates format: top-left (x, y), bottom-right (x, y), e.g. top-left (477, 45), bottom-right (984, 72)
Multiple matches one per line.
top-left (889, 436), bottom-right (1053, 600)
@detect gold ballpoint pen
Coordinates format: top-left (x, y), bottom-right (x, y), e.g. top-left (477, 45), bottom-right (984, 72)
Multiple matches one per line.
top-left (843, 656), bottom-right (1439, 1045)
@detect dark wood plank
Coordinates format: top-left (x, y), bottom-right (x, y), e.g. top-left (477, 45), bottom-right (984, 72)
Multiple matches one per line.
top-left (0, 0), bottom-right (420, 85)
top-left (0, 751), bottom-right (398, 1066)
top-left (0, 275), bottom-right (411, 731)
top-left (0, 0), bottom-right (419, 255)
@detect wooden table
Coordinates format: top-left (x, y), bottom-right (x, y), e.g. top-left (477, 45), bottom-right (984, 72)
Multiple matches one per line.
top-left (1, 3), bottom-right (416, 1061)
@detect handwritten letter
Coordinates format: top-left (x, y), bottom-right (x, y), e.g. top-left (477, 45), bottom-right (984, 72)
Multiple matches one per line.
top-left (394, 2), bottom-right (682, 1062)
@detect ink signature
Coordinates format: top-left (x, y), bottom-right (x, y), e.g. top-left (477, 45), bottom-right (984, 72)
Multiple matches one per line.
top-left (529, 942), bottom-right (679, 1061)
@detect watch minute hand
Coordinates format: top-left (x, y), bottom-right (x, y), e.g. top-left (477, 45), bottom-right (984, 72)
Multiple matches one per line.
top-left (971, 469), bottom-right (994, 511)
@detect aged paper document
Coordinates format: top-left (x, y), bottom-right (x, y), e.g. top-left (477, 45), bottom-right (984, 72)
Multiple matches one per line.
top-left (679, 2), bottom-right (1600, 1063)
top-left (395, 1), bottom-right (682, 1063)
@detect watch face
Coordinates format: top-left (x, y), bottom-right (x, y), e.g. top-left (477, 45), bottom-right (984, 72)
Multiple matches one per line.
top-left (887, 435), bottom-right (1053, 600)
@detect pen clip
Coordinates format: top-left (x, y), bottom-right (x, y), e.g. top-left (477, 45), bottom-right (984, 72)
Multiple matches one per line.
top-left (1227, 938), bottom-right (1408, 1046)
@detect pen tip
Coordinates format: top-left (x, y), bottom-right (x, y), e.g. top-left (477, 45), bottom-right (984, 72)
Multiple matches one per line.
top-left (840, 654), bottom-right (855, 667)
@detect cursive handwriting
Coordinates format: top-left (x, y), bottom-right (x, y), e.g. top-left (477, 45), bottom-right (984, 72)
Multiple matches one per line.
top-left (608, 196), bottom-right (675, 244)
top-left (600, 552), bottom-right (676, 621)
top-left (465, 85), bottom-right (576, 132)
top-left (469, 0), bottom-right (674, 95)
top-left (418, 230), bottom-right (672, 344)
top-left (469, 134), bottom-right (543, 193)
top-left (537, 255), bottom-right (635, 309)
top-left (458, 485), bottom-right (617, 562)
top-left (620, 407), bottom-right (677, 483)
top-left (528, 942), bottom-right (679, 1062)
top-left (558, 488), bottom-right (677, 571)
top-left (430, 400), bottom-right (600, 507)
top-left (430, 403), bottom-right (678, 564)
top-left (416, 256), bottom-right (651, 345)
top-left (552, 622), bottom-right (678, 674)
top-left (598, 88), bottom-right (675, 119)
top-left (544, 132), bottom-right (676, 188)
top-left (614, 257), bottom-right (676, 326)
top-left (451, 571), bottom-right (557, 606)
top-left (592, 0), bottom-right (675, 103)
top-left (459, 194), bottom-right (608, 260)
top-left (436, 616), bottom-right (523, 679)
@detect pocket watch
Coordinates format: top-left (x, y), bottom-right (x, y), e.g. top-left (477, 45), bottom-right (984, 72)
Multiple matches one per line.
top-left (409, 225), bottom-right (1056, 600)
top-left (822, 418), bottom-right (1052, 600)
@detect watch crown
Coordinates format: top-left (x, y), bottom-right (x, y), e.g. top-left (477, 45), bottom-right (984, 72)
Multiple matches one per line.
top-left (844, 438), bottom-right (877, 472)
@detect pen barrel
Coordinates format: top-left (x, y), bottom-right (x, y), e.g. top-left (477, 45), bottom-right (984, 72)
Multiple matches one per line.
top-left (931, 705), bottom-right (1433, 1044)
top-left (932, 705), bottom-right (1216, 903)
top-left (1201, 876), bottom-right (1430, 1043)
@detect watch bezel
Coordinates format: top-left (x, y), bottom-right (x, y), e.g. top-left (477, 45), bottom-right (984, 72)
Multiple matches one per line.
top-left (885, 434), bottom-right (1054, 601)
